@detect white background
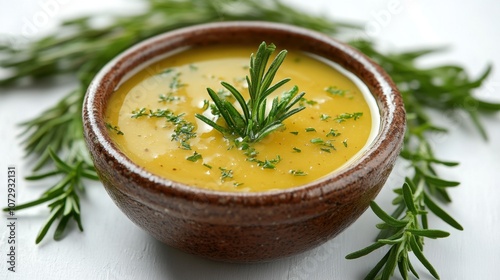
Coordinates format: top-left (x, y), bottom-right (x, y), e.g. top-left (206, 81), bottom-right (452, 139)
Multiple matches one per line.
top-left (1, 0), bottom-right (499, 279)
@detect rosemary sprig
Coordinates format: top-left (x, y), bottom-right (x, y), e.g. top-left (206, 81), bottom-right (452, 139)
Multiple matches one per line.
top-left (0, 1), bottom-right (499, 278)
top-left (344, 40), bottom-right (500, 279)
top-left (195, 41), bottom-right (305, 142)
top-left (1, 149), bottom-right (97, 243)
top-left (0, 86), bottom-right (97, 243)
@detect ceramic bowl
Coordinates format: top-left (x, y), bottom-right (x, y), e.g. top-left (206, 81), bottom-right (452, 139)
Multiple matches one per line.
top-left (83, 21), bottom-right (405, 262)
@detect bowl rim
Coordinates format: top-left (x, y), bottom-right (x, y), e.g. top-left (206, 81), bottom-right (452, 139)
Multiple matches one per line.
top-left (84, 21), bottom-right (405, 206)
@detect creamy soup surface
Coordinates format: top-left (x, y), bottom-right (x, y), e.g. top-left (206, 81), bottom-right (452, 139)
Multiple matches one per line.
top-left (105, 45), bottom-right (377, 192)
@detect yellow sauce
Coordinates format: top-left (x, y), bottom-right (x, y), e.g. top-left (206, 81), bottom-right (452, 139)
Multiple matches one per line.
top-left (105, 45), bottom-right (375, 192)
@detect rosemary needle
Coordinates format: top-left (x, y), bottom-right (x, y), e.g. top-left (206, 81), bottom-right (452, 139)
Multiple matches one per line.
top-left (1, 1), bottom-right (500, 279)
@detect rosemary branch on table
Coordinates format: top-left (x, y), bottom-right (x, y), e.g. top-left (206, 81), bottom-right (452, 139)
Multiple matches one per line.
top-left (345, 40), bottom-right (500, 279)
top-left (1, 0), bottom-right (499, 278)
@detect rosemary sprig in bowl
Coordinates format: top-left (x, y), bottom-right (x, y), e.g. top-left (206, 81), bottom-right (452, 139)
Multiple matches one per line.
top-left (1, 0), bottom-right (499, 278)
top-left (195, 41), bottom-right (305, 142)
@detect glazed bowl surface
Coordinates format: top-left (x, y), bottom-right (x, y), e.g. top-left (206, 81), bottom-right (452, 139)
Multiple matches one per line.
top-left (83, 21), bottom-right (405, 262)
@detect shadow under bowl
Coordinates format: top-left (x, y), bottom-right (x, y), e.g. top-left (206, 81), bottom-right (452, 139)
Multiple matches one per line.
top-left (83, 21), bottom-right (405, 262)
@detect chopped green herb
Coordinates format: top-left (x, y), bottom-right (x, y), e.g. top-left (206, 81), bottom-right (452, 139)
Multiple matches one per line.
top-left (299, 97), bottom-right (318, 106)
top-left (342, 139), bottom-right (348, 147)
top-left (260, 159), bottom-right (277, 169)
top-left (311, 138), bottom-right (336, 151)
top-left (325, 86), bottom-right (347, 96)
top-left (180, 141), bottom-right (191, 150)
top-left (202, 99), bottom-right (210, 110)
top-left (326, 129), bottom-right (341, 137)
top-left (105, 122), bottom-right (124, 135)
top-left (290, 131), bottom-right (299, 135)
top-left (131, 107), bottom-right (196, 149)
top-left (320, 114), bottom-right (331, 121)
top-left (159, 68), bottom-right (174, 75)
top-left (169, 72), bottom-right (185, 92)
top-left (235, 139), bottom-right (259, 158)
top-left (243, 146), bottom-right (258, 158)
top-left (209, 103), bottom-right (221, 116)
top-left (334, 112), bottom-right (363, 123)
top-left (219, 167), bottom-right (233, 182)
top-left (186, 151), bottom-right (202, 162)
top-left (289, 170), bottom-right (307, 176)
top-left (320, 147), bottom-right (331, 153)
top-left (305, 127), bottom-right (316, 132)
top-left (172, 122), bottom-right (196, 150)
top-left (159, 92), bottom-right (180, 103)
top-left (203, 163), bottom-right (212, 169)
top-left (310, 138), bottom-right (324, 144)
top-left (292, 147), bottom-right (301, 153)
top-left (131, 107), bottom-right (148, 118)
top-left (248, 155), bottom-right (282, 169)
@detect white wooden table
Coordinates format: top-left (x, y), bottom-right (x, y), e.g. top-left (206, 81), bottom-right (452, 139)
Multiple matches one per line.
top-left (1, 0), bottom-right (499, 279)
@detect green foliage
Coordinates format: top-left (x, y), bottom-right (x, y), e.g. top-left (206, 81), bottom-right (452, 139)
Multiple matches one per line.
top-left (1, 1), bottom-right (499, 278)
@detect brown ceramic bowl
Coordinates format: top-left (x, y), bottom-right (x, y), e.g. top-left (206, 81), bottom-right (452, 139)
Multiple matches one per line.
top-left (83, 21), bottom-right (405, 262)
